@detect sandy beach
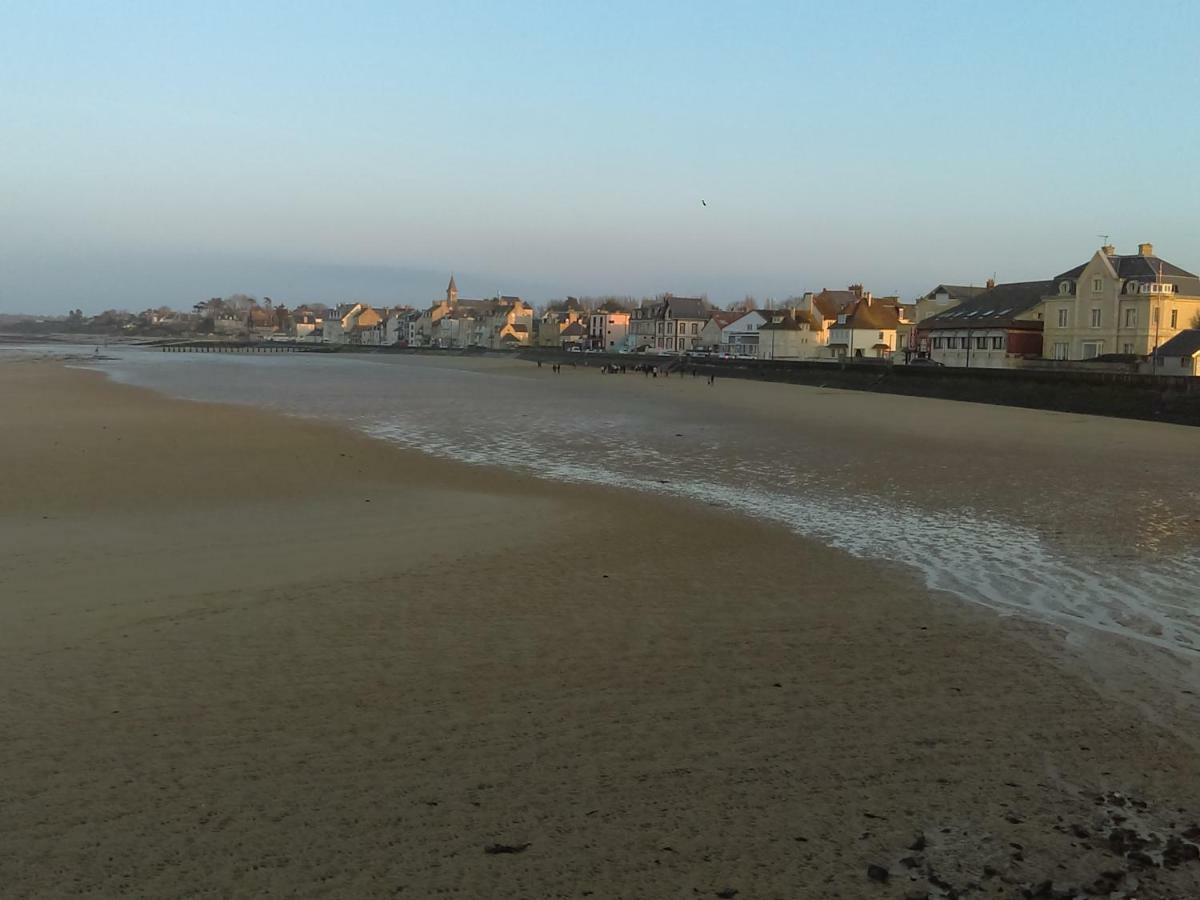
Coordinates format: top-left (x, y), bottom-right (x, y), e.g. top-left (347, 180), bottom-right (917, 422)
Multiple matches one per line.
top-left (2, 359), bottom-right (1199, 898)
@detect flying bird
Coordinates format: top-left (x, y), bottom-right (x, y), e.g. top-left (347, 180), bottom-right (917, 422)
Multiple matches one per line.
top-left (701, 199), bottom-right (707, 207)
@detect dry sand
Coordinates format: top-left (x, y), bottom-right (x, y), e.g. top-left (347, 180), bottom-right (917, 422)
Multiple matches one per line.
top-left (2, 360), bottom-right (1199, 898)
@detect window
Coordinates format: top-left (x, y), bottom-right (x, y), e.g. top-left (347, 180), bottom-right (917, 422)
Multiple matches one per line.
top-left (947, 337), bottom-right (958, 349)
top-left (991, 336), bottom-right (1004, 349)
top-left (1081, 341), bottom-right (1102, 359)
top-left (656, 322), bottom-right (664, 334)
top-left (691, 322), bottom-right (698, 334)
top-left (1122, 343), bottom-right (1133, 354)
top-left (1057, 308), bottom-right (1068, 327)
top-left (932, 337), bottom-right (943, 349)
top-left (1059, 281), bottom-right (1072, 295)
top-left (1092, 277), bottom-right (1103, 293)
top-left (1053, 342), bottom-right (1069, 360)
top-left (1124, 308), bottom-right (1137, 327)
top-left (975, 336), bottom-right (987, 349)
top-left (1171, 309), bottom-right (1178, 328)
top-left (1090, 308), bottom-right (1101, 327)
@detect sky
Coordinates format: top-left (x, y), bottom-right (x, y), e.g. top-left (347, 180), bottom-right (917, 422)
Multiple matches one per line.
top-left (3, 0), bottom-right (1200, 313)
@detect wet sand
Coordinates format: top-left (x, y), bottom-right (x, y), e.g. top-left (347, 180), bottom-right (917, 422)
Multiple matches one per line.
top-left (2, 360), bottom-right (1199, 898)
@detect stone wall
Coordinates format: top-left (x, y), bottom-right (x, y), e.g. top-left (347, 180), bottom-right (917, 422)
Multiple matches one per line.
top-left (519, 349), bottom-right (1200, 427)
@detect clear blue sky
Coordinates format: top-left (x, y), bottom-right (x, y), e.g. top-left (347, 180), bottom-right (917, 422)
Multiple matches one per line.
top-left (3, 0), bottom-right (1199, 312)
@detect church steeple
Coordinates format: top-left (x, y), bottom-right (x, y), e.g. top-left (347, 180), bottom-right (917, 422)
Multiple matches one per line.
top-left (446, 274), bottom-right (458, 304)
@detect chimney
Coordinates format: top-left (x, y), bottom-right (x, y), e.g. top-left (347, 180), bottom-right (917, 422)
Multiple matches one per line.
top-left (1138, 242), bottom-right (1154, 257)
top-left (1101, 244), bottom-right (1115, 256)
top-left (986, 277), bottom-right (996, 289)
top-left (849, 283), bottom-right (864, 299)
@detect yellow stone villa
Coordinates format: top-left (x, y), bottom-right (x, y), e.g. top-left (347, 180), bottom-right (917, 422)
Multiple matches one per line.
top-left (1041, 243), bottom-right (1200, 360)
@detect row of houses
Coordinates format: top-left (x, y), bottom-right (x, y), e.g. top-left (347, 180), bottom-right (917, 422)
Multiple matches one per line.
top-left (263, 241), bottom-right (1200, 374)
top-left (913, 243), bottom-right (1200, 370)
top-left (621, 242), bottom-right (1200, 373)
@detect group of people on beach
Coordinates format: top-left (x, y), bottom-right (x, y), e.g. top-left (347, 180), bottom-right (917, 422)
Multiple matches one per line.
top-left (536, 360), bottom-right (576, 374)
top-left (538, 357), bottom-right (716, 384)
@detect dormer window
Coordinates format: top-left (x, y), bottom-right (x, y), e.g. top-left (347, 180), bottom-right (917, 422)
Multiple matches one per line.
top-left (1059, 281), bottom-right (1072, 295)
top-left (1125, 281), bottom-right (1140, 295)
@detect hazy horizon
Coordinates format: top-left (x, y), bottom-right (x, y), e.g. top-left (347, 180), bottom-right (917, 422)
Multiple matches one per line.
top-left (4, 1), bottom-right (1199, 314)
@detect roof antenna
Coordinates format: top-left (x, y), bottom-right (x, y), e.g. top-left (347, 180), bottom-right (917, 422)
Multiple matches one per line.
top-left (1098, 233), bottom-right (1110, 248)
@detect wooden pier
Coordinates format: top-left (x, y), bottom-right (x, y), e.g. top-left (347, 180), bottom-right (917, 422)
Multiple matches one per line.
top-left (160, 341), bottom-right (332, 353)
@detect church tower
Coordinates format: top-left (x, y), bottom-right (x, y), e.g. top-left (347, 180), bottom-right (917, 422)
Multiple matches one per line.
top-left (446, 274), bottom-right (458, 305)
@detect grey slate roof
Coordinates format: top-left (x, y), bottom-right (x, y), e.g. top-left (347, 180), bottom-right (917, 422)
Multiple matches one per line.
top-left (1155, 329), bottom-right (1200, 358)
top-left (922, 284), bottom-right (988, 301)
top-left (639, 296), bottom-right (708, 320)
top-left (1056, 253), bottom-right (1197, 284)
top-left (918, 280), bottom-right (1053, 331)
top-left (664, 296), bottom-right (707, 319)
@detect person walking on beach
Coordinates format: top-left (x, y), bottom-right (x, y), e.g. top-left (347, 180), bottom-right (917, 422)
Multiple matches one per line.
top-left (708, 373), bottom-right (715, 385)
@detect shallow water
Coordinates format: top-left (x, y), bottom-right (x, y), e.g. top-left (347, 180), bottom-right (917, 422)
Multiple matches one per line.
top-left (67, 347), bottom-right (1200, 660)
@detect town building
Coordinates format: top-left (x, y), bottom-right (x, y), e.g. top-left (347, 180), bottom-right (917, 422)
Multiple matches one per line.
top-left (697, 311), bottom-right (742, 353)
top-left (1040, 243), bottom-right (1200, 360)
top-left (915, 284), bottom-right (989, 323)
top-left (587, 310), bottom-right (630, 351)
top-left (758, 308), bottom-right (824, 360)
top-left (628, 295), bottom-right (709, 353)
top-left (721, 310), bottom-right (772, 357)
top-left (537, 299), bottom-right (587, 348)
top-left (416, 277), bottom-right (534, 349)
top-left (916, 281), bottom-right (1050, 367)
top-left (1148, 330), bottom-right (1200, 376)
top-left (827, 296), bottom-right (902, 359)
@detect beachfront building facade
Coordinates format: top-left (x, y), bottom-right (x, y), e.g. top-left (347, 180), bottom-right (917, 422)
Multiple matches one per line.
top-left (758, 308), bottom-right (824, 360)
top-left (628, 295), bottom-right (709, 353)
top-left (587, 310), bottom-right (630, 351)
top-left (826, 297), bottom-right (902, 359)
top-left (916, 281), bottom-right (1049, 367)
top-left (1040, 243), bottom-right (1200, 360)
top-left (697, 311), bottom-right (740, 353)
top-left (718, 310), bottom-right (771, 357)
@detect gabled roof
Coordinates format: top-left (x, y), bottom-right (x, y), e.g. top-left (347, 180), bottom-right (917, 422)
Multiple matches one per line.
top-left (1056, 251), bottom-right (1198, 287)
top-left (919, 280), bottom-right (1053, 331)
top-left (664, 296), bottom-right (707, 319)
top-left (1156, 329), bottom-right (1200, 358)
top-left (706, 311), bottom-right (742, 329)
top-left (759, 309), bottom-right (820, 331)
top-left (560, 321), bottom-right (586, 336)
top-left (838, 299), bottom-right (901, 330)
top-left (922, 284), bottom-right (988, 301)
top-left (811, 289), bottom-right (861, 320)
